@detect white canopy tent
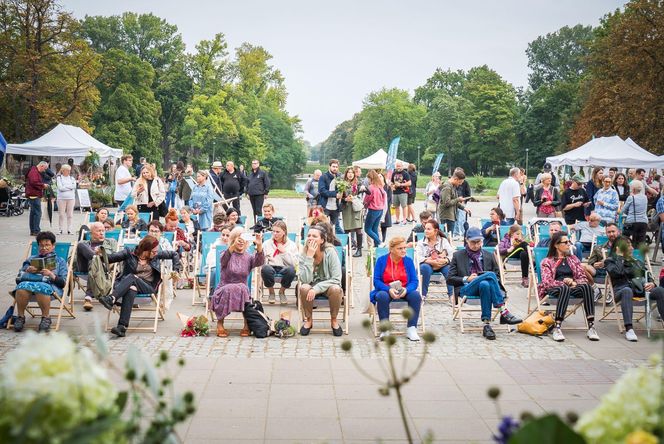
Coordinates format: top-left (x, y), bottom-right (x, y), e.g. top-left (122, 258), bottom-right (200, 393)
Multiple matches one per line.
top-left (546, 136), bottom-right (664, 169)
top-left (6, 124), bottom-right (123, 163)
top-left (352, 148), bottom-right (406, 169)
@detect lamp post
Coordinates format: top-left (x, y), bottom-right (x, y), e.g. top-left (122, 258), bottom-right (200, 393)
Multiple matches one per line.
top-left (417, 145), bottom-right (420, 171)
top-left (525, 148), bottom-right (529, 176)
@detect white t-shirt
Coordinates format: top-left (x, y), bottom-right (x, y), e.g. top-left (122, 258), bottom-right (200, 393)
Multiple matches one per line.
top-left (497, 177), bottom-right (521, 219)
top-left (114, 165), bottom-right (132, 201)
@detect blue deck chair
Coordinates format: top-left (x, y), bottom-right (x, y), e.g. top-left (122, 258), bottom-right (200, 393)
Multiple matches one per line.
top-left (192, 231), bottom-right (221, 305)
top-left (138, 212), bottom-right (152, 224)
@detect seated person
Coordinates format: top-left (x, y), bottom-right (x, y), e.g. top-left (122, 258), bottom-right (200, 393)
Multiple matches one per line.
top-left (226, 207), bottom-right (241, 226)
top-left (481, 207), bottom-right (509, 247)
top-left (498, 224), bottom-right (530, 288)
top-left (74, 222), bottom-right (119, 311)
top-left (210, 228), bottom-right (264, 337)
top-left (99, 236), bottom-right (181, 337)
top-left (120, 205), bottom-right (148, 238)
top-left (261, 220), bottom-right (298, 304)
top-left (584, 222), bottom-right (621, 298)
top-left (298, 224), bottom-right (344, 337)
top-left (571, 212), bottom-right (605, 259)
top-left (535, 221), bottom-right (563, 248)
top-left (208, 212), bottom-right (228, 232)
top-left (305, 205), bottom-right (325, 226)
top-left (147, 220), bottom-right (174, 252)
top-left (146, 220), bottom-right (177, 309)
top-left (448, 228), bottom-right (522, 340)
top-left (254, 203), bottom-right (279, 232)
top-left (416, 220), bottom-right (454, 299)
top-left (95, 207), bottom-right (112, 224)
top-left (10, 231), bottom-right (68, 332)
top-left (406, 210), bottom-right (432, 248)
top-left (164, 209), bottom-right (192, 252)
top-left (371, 236), bottom-right (421, 341)
top-left (537, 232), bottom-right (599, 342)
top-left (102, 219), bottom-right (115, 232)
top-left (179, 206), bottom-right (201, 245)
top-left (605, 236), bottom-right (654, 342)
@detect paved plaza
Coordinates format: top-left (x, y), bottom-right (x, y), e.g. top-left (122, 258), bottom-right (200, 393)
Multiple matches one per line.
top-left (0, 197), bottom-right (660, 443)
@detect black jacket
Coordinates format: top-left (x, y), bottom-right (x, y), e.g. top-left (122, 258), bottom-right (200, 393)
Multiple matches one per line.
top-left (220, 169), bottom-right (246, 197)
top-left (246, 168), bottom-right (270, 196)
top-left (317, 170), bottom-right (339, 208)
top-left (457, 180), bottom-right (471, 199)
top-left (533, 186), bottom-right (561, 211)
top-left (108, 248), bottom-right (181, 284)
top-left (448, 249), bottom-right (502, 295)
top-left (208, 169), bottom-right (222, 194)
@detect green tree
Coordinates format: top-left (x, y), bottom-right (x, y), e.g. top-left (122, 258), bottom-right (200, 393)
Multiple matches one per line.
top-left (0, 0), bottom-right (101, 141)
top-left (260, 108), bottom-right (306, 188)
top-left (187, 33), bottom-right (230, 95)
top-left (353, 88), bottom-right (426, 162)
top-left (319, 115), bottom-right (359, 164)
top-left (155, 61), bottom-right (193, 165)
top-left (92, 49), bottom-right (162, 161)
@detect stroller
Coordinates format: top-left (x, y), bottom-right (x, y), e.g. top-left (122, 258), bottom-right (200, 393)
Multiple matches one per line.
top-left (0, 184), bottom-right (24, 217)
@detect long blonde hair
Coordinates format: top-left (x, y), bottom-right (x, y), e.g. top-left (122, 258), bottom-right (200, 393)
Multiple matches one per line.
top-left (137, 164), bottom-right (157, 188)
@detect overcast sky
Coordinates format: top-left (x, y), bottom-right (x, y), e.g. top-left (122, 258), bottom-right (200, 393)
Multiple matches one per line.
top-left (62, 0), bottom-right (626, 145)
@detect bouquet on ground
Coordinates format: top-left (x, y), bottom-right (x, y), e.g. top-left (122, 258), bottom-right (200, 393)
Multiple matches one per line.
top-left (178, 313), bottom-right (209, 337)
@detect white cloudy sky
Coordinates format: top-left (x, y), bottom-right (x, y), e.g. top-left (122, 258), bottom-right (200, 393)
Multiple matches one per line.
top-left (62, 0), bottom-right (626, 145)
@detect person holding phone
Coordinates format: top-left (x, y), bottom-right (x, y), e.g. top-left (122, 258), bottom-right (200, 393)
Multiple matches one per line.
top-left (438, 170), bottom-right (471, 236)
top-left (370, 236), bottom-right (421, 341)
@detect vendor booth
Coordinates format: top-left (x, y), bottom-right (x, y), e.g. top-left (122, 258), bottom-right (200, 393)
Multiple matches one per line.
top-left (352, 148), bottom-right (406, 169)
top-left (546, 136), bottom-right (664, 170)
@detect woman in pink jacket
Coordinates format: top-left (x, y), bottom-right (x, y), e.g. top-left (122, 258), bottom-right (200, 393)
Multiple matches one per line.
top-left (363, 170), bottom-right (387, 248)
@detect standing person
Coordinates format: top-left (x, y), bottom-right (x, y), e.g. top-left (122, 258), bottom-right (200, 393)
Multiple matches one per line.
top-left (622, 180), bottom-right (649, 246)
top-left (437, 170), bottom-right (470, 234)
top-left (219, 161), bottom-right (244, 214)
top-left (453, 167), bottom-right (471, 239)
top-left (317, 159), bottom-right (344, 234)
top-left (132, 164), bottom-right (165, 222)
top-left (424, 172), bottom-right (441, 215)
top-left (164, 164), bottom-right (179, 209)
top-left (208, 161), bottom-right (223, 196)
top-left (585, 167), bottom-right (604, 215)
top-left (363, 170), bottom-right (387, 248)
top-left (380, 172), bottom-right (393, 243)
top-left (533, 173), bottom-right (560, 218)
top-left (305, 170), bottom-right (322, 208)
top-left (246, 159), bottom-right (271, 223)
top-left (594, 176), bottom-right (620, 224)
top-left (612, 173), bottom-right (630, 209)
top-left (340, 167), bottom-right (364, 257)
top-left (497, 167), bottom-right (522, 225)
top-left (406, 163), bottom-right (418, 223)
top-left (354, 166), bottom-right (366, 188)
top-left (635, 168), bottom-right (658, 196)
top-left (391, 161), bottom-right (411, 225)
top-left (26, 161), bottom-right (49, 236)
top-left (561, 175), bottom-right (590, 225)
top-left (534, 162), bottom-right (559, 189)
top-left (114, 155), bottom-right (135, 207)
top-left (189, 171), bottom-right (216, 231)
top-left (66, 158), bottom-right (81, 180)
top-left (176, 163), bottom-right (194, 207)
top-left (134, 157), bottom-right (147, 177)
top-left (55, 164), bottom-right (76, 235)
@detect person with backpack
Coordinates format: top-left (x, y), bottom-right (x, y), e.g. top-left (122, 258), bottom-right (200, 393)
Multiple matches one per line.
top-left (74, 222), bottom-right (118, 311)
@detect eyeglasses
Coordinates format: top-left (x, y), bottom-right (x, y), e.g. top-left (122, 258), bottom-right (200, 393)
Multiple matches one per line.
top-left (559, 240), bottom-right (572, 245)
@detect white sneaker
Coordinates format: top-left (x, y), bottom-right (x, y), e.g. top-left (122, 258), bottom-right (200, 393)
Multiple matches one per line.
top-left (625, 328), bottom-right (638, 342)
top-left (406, 326), bottom-right (420, 342)
top-left (379, 331), bottom-right (390, 341)
top-left (593, 285), bottom-right (601, 303)
top-left (587, 326), bottom-right (600, 341)
top-left (552, 327), bottom-right (565, 342)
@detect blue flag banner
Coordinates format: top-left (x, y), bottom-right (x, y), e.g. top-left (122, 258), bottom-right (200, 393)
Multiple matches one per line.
top-left (0, 132), bottom-right (6, 169)
top-left (385, 136), bottom-right (400, 180)
top-left (432, 153), bottom-right (444, 175)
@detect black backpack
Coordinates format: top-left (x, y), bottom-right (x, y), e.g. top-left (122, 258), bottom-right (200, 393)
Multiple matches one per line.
top-left (243, 300), bottom-right (272, 338)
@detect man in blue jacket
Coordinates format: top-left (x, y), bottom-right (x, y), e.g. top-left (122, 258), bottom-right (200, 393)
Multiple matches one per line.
top-left (317, 159), bottom-right (344, 234)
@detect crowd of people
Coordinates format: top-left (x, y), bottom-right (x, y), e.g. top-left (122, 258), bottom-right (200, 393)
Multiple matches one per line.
top-left (10, 157), bottom-right (664, 344)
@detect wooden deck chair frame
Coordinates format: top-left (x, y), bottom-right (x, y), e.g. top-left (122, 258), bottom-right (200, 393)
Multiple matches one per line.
top-left (297, 245), bottom-right (351, 335)
top-left (368, 247), bottom-right (425, 337)
top-left (414, 246), bottom-right (450, 304)
top-left (191, 231), bottom-right (221, 306)
top-left (8, 242), bottom-right (76, 331)
top-left (526, 246), bottom-right (589, 331)
top-left (105, 272), bottom-right (166, 333)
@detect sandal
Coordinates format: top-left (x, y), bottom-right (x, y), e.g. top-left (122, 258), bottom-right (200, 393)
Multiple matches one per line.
top-left (240, 328), bottom-right (250, 337)
top-left (216, 326), bottom-right (228, 337)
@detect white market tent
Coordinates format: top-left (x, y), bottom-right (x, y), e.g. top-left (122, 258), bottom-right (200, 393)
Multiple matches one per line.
top-left (546, 136), bottom-right (664, 169)
top-left (6, 123), bottom-right (123, 163)
top-left (352, 148), bottom-right (406, 169)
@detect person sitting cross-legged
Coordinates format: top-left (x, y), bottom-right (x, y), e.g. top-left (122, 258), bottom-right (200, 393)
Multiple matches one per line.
top-left (416, 220), bottom-right (454, 300)
top-left (74, 222), bottom-right (118, 311)
top-left (498, 224), bottom-right (531, 288)
top-left (538, 231), bottom-right (599, 342)
top-left (261, 220), bottom-right (299, 305)
top-left (584, 222), bottom-right (621, 301)
top-left (10, 231), bottom-right (69, 333)
top-left (448, 228), bottom-right (522, 340)
top-left (370, 236), bottom-right (422, 341)
top-left (604, 236), bottom-right (654, 342)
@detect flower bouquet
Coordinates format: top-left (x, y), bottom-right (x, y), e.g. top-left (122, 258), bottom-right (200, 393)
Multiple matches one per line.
top-left (178, 313), bottom-right (210, 337)
top-left (336, 180), bottom-right (349, 196)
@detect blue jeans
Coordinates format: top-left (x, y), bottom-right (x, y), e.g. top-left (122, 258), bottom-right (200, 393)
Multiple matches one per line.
top-left (419, 263), bottom-right (453, 296)
top-left (165, 191), bottom-right (176, 208)
top-left (364, 209), bottom-right (383, 246)
top-left (574, 242), bottom-right (588, 261)
top-left (459, 272), bottom-right (504, 321)
top-left (325, 209), bottom-right (345, 234)
top-left (505, 218), bottom-right (515, 225)
top-left (375, 290), bottom-right (421, 327)
top-left (453, 208), bottom-right (466, 237)
top-left (28, 198), bottom-right (41, 234)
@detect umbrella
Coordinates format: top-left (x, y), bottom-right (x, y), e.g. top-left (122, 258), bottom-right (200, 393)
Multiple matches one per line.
top-left (41, 167), bottom-right (55, 227)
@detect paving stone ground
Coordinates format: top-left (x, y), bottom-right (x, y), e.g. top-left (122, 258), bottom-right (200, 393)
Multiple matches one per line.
top-left (0, 196), bottom-right (661, 443)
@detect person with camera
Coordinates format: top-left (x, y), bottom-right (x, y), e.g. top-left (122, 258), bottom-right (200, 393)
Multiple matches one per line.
top-left (370, 236), bottom-right (421, 342)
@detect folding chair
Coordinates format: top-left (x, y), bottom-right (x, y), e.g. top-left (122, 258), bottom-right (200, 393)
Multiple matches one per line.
top-left (191, 231), bottom-right (220, 305)
top-left (8, 242), bottom-right (76, 331)
top-left (526, 246), bottom-right (588, 330)
top-left (70, 230), bottom-right (123, 302)
top-left (298, 245), bottom-right (351, 335)
top-left (368, 247), bottom-right (424, 336)
top-left (162, 231), bottom-right (175, 244)
top-left (138, 212), bottom-right (152, 224)
top-left (87, 212), bottom-right (116, 223)
top-left (415, 243), bottom-right (450, 304)
top-left (257, 233), bottom-right (300, 305)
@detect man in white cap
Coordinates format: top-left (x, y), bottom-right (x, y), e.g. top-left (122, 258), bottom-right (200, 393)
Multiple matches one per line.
top-left (209, 161), bottom-right (223, 196)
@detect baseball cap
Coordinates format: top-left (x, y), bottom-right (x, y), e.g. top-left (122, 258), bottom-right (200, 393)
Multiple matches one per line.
top-left (572, 174), bottom-right (585, 183)
top-left (465, 227), bottom-right (483, 241)
top-left (543, 162), bottom-right (552, 171)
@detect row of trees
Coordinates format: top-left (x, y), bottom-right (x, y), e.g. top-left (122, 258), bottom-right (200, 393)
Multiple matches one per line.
top-left (316, 0), bottom-right (664, 175)
top-left (0, 0), bottom-right (306, 186)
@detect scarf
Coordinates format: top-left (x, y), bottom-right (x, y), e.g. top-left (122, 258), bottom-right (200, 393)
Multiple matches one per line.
top-left (465, 246), bottom-right (483, 275)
